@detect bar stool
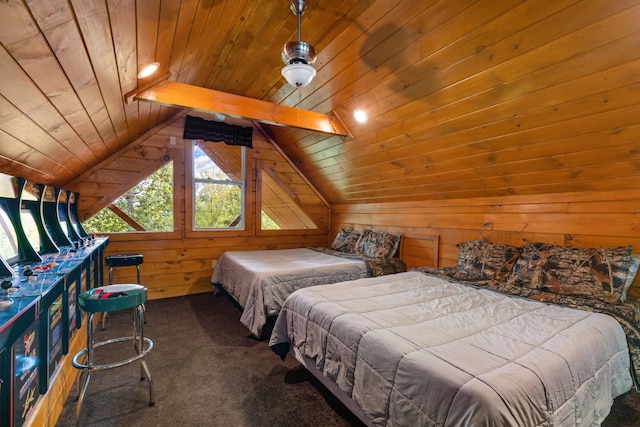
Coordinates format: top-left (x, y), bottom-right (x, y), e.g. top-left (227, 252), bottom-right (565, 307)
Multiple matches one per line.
top-left (72, 284), bottom-right (154, 423)
top-left (101, 254), bottom-right (145, 329)
top-left (106, 254), bottom-right (144, 285)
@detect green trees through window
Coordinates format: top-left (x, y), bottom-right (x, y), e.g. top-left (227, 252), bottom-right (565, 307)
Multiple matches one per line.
top-left (83, 162), bottom-right (174, 233)
top-left (80, 137), bottom-right (323, 234)
top-left (193, 142), bottom-right (244, 229)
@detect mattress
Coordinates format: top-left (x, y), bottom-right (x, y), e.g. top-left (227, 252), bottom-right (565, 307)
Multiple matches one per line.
top-left (269, 271), bottom-right (634, 426)
top-left (211, 248), bottom-right (370, 337)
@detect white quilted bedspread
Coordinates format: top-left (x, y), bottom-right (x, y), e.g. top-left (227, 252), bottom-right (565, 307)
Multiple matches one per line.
top-left (269, 271), bottom-right (633, 426)
top-left (211, 248), bottom-right (368, 337)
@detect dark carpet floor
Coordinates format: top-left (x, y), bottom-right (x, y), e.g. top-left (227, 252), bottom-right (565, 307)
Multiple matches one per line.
top-left (55, 293), bottom-right (640, 427)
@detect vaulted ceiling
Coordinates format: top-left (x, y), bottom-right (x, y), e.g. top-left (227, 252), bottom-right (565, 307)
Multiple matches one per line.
top-left (2, 0), bottom-right (640, 206)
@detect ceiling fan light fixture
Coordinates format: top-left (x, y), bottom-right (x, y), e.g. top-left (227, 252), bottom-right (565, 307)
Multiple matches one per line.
top-left (281, 0), bottom-right (317, 87)
top-left (282, 62), bottom-right (316, 87)
top-left (282, 41), bottom-right (316, 65)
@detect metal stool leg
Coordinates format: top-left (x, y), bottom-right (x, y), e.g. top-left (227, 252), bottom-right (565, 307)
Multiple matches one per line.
top-left (134, 304), bottom-right (154, 405)
top-left (100, 311), bottom-right (107, 330)
top-left (76, 313), bottom-right (94, 422)
top-left (99, 267), bottom-right (115, 330)
top-left (132, 307), bottom-right (143, 380)
top-left (72, 284), bottom-right (153, 424)
top-left (136, 265), bottom-right (147, 324)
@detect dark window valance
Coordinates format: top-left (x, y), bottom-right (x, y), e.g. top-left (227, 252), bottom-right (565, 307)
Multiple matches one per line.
top-left (183, 115), bottom-right (253, 148)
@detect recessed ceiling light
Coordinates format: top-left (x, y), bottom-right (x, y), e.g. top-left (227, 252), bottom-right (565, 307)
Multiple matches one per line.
top-left (137, 62), bottom-right (160, 79)
top-left (353, 109), bottom-right (368, 124)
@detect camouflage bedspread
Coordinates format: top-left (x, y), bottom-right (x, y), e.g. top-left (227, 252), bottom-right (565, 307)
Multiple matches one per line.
top-left (415, 266), bottom-right (640, 391)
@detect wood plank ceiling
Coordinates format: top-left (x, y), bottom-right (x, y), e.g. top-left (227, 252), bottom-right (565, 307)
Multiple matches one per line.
top-left (2, 0), bottom-right (640, 205)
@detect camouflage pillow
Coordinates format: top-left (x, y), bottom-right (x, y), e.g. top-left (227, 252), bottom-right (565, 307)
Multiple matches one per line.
top-left (507, 242), bottom-right (548, 289)
top-left (353, 229), bottom-right (370, 255)
top-left (456, 240), bottom-right (521, 281)
top-left (330, 227), bottom-right (361, 253)
top-left (508, 243), bottom-right (633, 304)
top-left (621, 254), bottom-right (640, 302)
top-left (355, 230), bottom-right (401, 259)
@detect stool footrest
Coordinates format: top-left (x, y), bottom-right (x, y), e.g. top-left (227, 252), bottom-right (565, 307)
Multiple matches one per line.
top-left (72, 336), bottom-right (153, 372)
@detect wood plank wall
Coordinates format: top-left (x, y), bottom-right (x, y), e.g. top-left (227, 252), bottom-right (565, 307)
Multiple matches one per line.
top-left (92, 114), bottom-right (329, 300)
top-left (399, 233), bottom-right (440, 270)
top-left (332, 188), bottom-right (640, 299)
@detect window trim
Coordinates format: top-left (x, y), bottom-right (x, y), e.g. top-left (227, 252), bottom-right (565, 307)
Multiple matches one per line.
top-left (190, 140), bottom-right (247, 232)
top-left (81, 154), bottom-right (182, 240)
top-left (254, 159), bottom-right (328, 238)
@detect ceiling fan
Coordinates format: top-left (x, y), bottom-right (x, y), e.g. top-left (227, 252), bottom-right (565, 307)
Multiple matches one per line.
top-left (281, 0), bottom-right (317, 87)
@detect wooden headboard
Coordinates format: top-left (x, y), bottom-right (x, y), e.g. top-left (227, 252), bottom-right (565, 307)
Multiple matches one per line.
top-left (397, 234), bottom-right (640, 300)
top-left (399, 233), bottom-right (440, 270)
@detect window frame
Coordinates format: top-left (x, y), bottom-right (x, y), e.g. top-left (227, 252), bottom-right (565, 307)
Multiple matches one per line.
top-left (254, 159), bottom-right (328, 238)
top-left (81, 154), bottom-right (183, 241)
top-left (187, 140), bottom-right (250, 235)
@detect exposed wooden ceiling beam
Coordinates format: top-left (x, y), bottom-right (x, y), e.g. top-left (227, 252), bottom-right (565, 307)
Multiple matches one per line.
top-left (134, 80), bottom-right (349, 136)
top-left (124, 73), bottom-right (171, 105)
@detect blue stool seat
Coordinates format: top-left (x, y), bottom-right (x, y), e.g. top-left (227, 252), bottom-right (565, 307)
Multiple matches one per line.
top-left (72, 284), bottom-right (154, 422)
top-left (80, 284), bottom-right (147, 313)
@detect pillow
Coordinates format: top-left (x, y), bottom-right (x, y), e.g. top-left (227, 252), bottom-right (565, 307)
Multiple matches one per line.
top-left (509, 243), bottom-right (633, 304)
top-left (354, 230), bottom-right (401, 259)
top-left (622, 254), bottom-right (640, 302)
top-left (455, 240), bottom-right (521, 281)
top-left (330, 227), bottom-right (361, 253)
top-left (507, 242), bottom-right (548, 289)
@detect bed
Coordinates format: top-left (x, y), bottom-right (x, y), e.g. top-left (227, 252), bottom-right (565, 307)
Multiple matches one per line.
top-left (269, 240), bottom-right (640, 426)
top-left (211, 228), bottom-right (407, 337)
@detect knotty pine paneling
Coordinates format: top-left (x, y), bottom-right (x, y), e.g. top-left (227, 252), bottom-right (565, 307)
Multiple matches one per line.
top-left (400, 233), bottom-right (440, 270)
top-left (332, 188), bottom-right (640, 299)
top-left (74, 112), bottom-right (330, 300)
top-left (103, 232), bottom-right (329, 300)
top-left (266, 0), bottom-right (640, 205)
top-left (5, 1), bottom-right (640, 205)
